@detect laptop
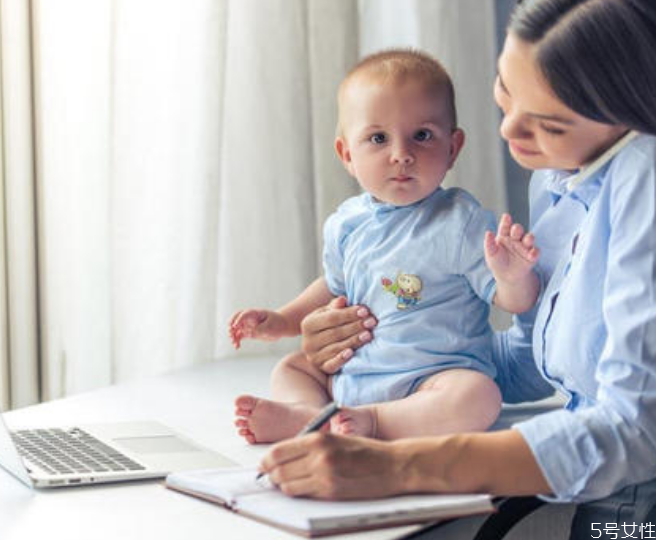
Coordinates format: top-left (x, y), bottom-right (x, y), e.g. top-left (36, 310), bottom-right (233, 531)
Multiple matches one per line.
top-left (0, 411), bottom-right (235, 488)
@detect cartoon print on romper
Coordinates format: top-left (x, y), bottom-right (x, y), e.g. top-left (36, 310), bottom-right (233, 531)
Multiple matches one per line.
top-left (381, 272), bottom-right (423, 310)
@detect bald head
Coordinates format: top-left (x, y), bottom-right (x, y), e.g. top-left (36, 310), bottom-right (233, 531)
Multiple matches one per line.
top-left (337, 49), bottom-right (457, 139)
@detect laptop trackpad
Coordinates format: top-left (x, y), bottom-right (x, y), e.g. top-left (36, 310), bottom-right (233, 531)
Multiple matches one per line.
top-left (113, 436), bottom-right (200, 454)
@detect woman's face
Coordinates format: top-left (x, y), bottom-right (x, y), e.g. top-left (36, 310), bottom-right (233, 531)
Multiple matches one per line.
top-left (494, 33), bottom-right (627, 171)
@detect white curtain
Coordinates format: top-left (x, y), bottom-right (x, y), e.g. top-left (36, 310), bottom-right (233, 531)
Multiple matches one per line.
top-left (0, 0), bottom-right (40, 410)
top-left (0, 0), bottom-right (505, 407)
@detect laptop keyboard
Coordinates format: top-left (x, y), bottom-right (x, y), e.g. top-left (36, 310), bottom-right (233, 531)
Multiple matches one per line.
top-left (10, 428), bottom-right (146, 476)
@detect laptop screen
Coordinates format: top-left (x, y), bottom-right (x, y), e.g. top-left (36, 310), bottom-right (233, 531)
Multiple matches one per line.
top-left (0, 412), bottom-right (33, 487)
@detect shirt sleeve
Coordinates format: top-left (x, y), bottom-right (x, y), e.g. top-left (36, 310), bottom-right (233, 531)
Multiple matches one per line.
top-left (457, 205), bottom-right (497, 304)
top-left (492, 172), bottom-right (556, 404)
top-left (322, 209), bottom-right (347, 297)
top-left (515, 145), bottom-right (656, 502)
top-left (493, 311), bottom-right (555, 404)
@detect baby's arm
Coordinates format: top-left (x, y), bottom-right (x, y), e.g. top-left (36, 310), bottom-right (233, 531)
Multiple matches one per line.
top-left (484, 213), bottom-right (540, 314)
top-left (229, 277), bottom-right (334, 348)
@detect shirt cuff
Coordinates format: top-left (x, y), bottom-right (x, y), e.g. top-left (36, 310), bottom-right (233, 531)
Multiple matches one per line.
top-left (513, 409), bottom-right (603, 503)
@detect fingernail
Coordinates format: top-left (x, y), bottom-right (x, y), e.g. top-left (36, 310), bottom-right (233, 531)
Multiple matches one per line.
top-left (363, 317), bottom-right (376, 329)
top-left (358, 331), bottom-right (371, 342)
top-left (356, 307), bottom-right (368, 317)
top-left (341, 349), bottom-right (353, 360)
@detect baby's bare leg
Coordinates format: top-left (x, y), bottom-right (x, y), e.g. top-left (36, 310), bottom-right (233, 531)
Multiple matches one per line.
top-left (332, 369), bottom-right (501, 440)
top-left (235, 351), bottom-right (332, 444)
top-left (270, 350), bottom-right (331, 406)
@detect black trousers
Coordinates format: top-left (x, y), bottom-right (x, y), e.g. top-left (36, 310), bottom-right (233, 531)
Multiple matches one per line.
top-left (460, 478), bottom-right (656, 540)
top-left (569, 478), bottom-right (656, 540)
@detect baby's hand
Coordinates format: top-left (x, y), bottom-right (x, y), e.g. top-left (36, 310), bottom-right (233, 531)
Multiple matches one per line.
top-left (228, 309), bottom-right (289, 349)
top-left (484, 213), bottom-right (539, 283)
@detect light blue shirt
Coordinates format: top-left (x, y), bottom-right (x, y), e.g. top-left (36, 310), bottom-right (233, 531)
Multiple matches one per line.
top-left (323, 187), bottom-right (497, 406)
top-left (494, 134), bottom-right (656, 503)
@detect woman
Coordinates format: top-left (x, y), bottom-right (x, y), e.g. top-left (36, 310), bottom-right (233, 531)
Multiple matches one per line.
top-left (259, 0), bottom-right (656, 534)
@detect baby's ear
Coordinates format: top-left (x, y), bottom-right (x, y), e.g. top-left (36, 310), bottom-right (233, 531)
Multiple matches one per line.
top-left (335, 138), bottom-right (356, 177)
top-left (447, 128), bottom-right (465, 169)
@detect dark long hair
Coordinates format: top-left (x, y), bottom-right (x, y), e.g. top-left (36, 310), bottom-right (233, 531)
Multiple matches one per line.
top-left (510, 0), bottom-right (656, 135)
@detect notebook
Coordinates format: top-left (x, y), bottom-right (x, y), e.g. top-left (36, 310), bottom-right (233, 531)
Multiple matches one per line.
top-left (166, 466), bottom-right (495, 537)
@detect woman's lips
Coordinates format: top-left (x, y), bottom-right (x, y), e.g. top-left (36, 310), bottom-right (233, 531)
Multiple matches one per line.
top-left (510, 141), bottom-right (540, 156)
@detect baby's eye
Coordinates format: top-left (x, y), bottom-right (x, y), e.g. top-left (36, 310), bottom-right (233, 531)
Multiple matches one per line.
top-left (414, 129), bottom-right (433, 142)
top-left (370, 133), bottom-right (386, 144)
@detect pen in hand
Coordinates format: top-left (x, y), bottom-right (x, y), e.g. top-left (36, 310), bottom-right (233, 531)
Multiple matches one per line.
top-left (255, 401), bottom-right (341, 481)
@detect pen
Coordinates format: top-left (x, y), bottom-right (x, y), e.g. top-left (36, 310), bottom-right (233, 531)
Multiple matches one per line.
top-left (255, 401), bottom-right (341, 481)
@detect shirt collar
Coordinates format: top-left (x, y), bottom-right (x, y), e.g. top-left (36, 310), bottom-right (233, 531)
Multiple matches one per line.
top-left (365, 187), bottom-right (444, 215)
top-left (544, 168), bottom-right (605, 210)
top-left (544, 170), bottom-right (574, 205)
top-left (569, 176), bottom-right (603, 210)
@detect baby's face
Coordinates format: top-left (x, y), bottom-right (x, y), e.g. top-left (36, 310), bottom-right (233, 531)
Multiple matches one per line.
top-left (336, 79), bottom-right (462, 207)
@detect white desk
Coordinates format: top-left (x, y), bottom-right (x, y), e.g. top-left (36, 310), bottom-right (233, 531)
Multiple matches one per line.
top-left (0, 356), bottom-right (572, 540)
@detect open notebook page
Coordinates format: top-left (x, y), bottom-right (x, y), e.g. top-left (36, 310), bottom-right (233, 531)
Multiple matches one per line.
top-left (166, 467), bottom-right (271, 506)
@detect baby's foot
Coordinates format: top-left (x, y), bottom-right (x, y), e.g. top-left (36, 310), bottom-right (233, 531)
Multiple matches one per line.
top-left (330, 406), bottom-right (377, 438)
top-left (234, 395), bottom-right (320, 444)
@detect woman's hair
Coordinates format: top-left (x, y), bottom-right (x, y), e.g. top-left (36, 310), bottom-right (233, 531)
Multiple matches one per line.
top-left (510, 0), bottom-right (656, 135)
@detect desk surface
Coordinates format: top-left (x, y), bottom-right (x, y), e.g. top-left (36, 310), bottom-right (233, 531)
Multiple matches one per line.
top-left (0, 357), bottom-right (430, 540)
top-left (0, 356), bottom-right (564, 540)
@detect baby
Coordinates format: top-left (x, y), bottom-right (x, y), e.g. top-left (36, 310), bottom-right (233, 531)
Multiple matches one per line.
top-left (229, 49), bottom-right (539, 442)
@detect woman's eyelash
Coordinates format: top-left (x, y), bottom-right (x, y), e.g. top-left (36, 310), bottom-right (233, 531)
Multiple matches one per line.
top-left (540, 124), bottom-right (566, 135)
top-left (495, 75), bottom-right (509, 95)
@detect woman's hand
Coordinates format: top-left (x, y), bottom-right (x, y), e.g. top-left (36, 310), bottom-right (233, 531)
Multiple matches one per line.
top-left (259, 430), bottom-right (552, 501)
top-left (300, 296), bottom-right (377, 374)
top-left (259, 432), bottom-right (407, 500)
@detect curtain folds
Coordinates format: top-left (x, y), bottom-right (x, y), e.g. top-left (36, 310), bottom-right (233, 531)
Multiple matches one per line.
top-left (215, 0), bottom-right (362, 359)
top-left (0, 0), bottom-right (40, 409)
top-left (0, 0), bottom-right (506, 407)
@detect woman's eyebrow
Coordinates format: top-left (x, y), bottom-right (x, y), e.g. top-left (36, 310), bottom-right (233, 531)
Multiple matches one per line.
top-left (528, 112), bottom-right (575, 125)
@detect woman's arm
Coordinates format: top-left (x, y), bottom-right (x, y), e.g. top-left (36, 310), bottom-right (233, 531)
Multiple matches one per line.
top-left (408, 430), bottom-right (550, 496)
top-left (492, 317), bottom-right (555, 403)
top-left (259, 429), bottom-right (551, 500)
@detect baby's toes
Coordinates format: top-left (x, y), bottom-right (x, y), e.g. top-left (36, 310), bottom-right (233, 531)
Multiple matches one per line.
top-left (235, 395), bottom-right (258, 414)
top-left (329, 415), bottom-right (348, 435)
top-left (237, 427), bottom-right (256, 444)
top-left (234, 418), bottom-right (250, 429)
